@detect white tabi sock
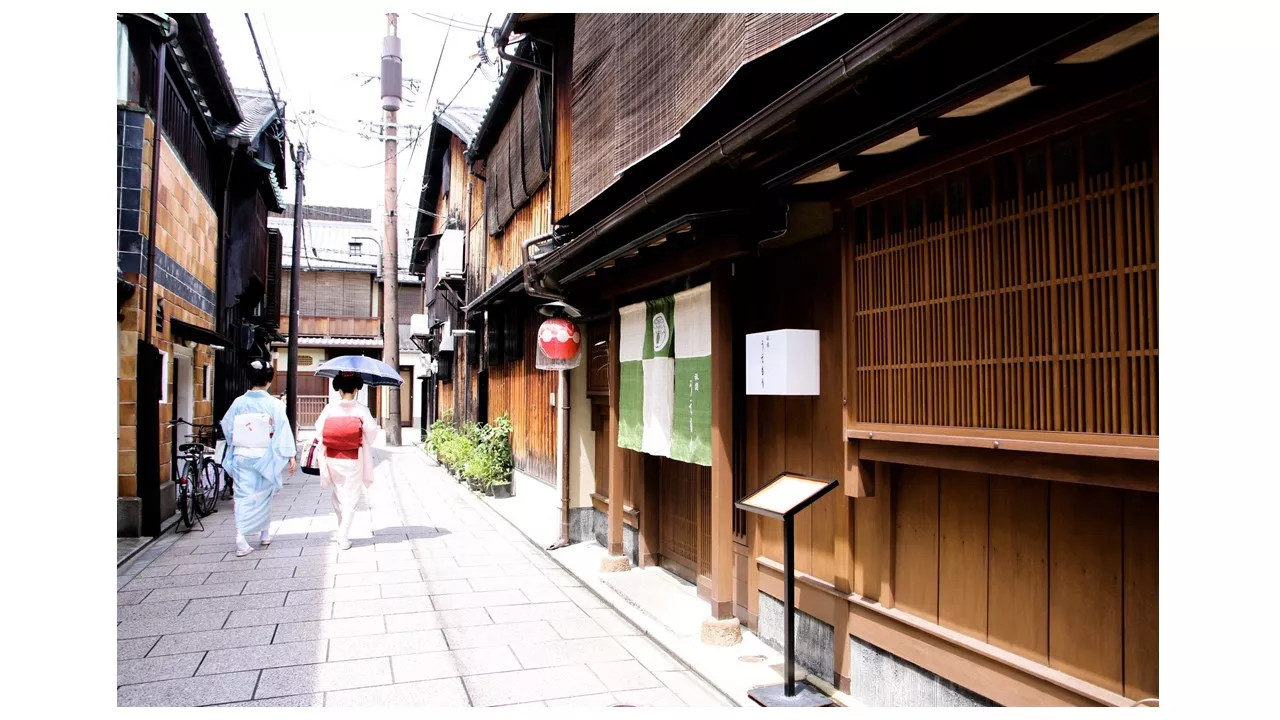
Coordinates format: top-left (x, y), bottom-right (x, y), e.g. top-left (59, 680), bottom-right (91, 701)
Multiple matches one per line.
top-left (260, 529), bottom-right (272, 543)
top-left (235, 534), bottom-right (252, 552)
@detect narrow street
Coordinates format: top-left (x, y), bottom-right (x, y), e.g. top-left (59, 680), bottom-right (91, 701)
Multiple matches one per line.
top-left (116, 447), bottom-right (730, 707)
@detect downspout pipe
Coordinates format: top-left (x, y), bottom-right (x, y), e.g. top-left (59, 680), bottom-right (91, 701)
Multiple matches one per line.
top-left (520, 232), bottom-right (562, 301)
top-left (144, 15), bottom-right (179, 346)
top-left (533, 13), bottom-right (942, 279)
top-left (548, 368), bottom-right (571, 550)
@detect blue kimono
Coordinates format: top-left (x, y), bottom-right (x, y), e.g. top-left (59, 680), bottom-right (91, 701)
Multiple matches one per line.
top-left (219, 390), bottom-right (296, 536)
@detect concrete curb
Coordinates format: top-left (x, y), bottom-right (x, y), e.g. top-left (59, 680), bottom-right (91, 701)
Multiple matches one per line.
top-left (116, 514), bottom-right (180, 569)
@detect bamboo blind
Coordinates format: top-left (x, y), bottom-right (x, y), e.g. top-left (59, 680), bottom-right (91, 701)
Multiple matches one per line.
top-left (851, 110), bottom-right (1157, 437)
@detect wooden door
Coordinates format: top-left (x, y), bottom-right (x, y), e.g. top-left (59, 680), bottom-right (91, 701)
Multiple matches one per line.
top-left (399, 368), bottom-right (413, 427)
top-left (658, 457), bottom-right (708, 585)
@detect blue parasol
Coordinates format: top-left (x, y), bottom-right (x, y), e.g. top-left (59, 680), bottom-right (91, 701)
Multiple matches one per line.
top-left (314, 355), bottom-right (403, 387)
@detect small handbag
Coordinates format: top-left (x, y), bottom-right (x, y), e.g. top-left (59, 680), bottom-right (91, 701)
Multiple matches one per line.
top-left (301, 438), bottom-right (321, 476)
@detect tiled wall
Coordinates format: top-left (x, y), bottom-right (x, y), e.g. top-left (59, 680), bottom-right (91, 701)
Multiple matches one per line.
top-left (118, 107), bottom-right (219, 507)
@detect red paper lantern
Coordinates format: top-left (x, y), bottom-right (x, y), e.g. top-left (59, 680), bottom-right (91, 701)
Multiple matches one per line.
top-left (537, 317), bottom-right (581, 361)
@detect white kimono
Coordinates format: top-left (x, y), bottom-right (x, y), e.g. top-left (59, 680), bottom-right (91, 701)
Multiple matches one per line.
top-left (314, 399), bottom-right (379, 541)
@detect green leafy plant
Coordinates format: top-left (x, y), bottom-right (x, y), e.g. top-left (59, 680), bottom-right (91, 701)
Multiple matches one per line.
top-left (464, 414), bottom-right (514, 490)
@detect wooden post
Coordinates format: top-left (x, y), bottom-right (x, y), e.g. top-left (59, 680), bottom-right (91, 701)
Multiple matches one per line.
top-left (877, 461), bottom-right (896, 608)
top-left (709, 262), bottom-right (735, 620)
top-left (603, 299), bottom-right (629, 571)
top-left (640, 454), bottom-right (660, 567)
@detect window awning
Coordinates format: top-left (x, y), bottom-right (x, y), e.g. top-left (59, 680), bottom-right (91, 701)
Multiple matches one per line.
top-left (170, 318), bottom-right (232, 349)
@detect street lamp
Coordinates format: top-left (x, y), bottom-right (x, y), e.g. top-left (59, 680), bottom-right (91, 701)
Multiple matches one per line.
top-left (350, 236), bottom-right (383, 278)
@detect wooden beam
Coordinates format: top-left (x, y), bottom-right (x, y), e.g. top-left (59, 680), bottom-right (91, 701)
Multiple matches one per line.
top-left (606, 299), bottom-right (627, 562)
top-left (877, 461), bottom-right (895, 609)
top-left (639, 454), bottom-right (660, 567)
top-left (583, 231), bottom-right (756, 300)
top-left (858, 440), bottom-right (1158, 494)
top-left (709, 262), bottom-right (735, 620)
top-left (917, 116), bottom-right (986, 137)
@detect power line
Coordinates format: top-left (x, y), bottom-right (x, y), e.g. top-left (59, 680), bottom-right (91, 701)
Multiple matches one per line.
top-left (438, 63), bottom-right (480, 118)
top-left (261, 13), bottom-right (291, 100)
top-left (398, 13), bottom-right (454, 202)
top-left (244, 14), bottom-right (289, 151)
top-left (411, 12), bottom-right (488, 33)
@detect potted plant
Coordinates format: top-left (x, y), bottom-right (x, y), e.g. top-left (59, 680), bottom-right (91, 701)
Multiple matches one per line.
top-left (424, 412), bottom-right (454, 463)
top-left (477, 414), bottom-right (514, 498)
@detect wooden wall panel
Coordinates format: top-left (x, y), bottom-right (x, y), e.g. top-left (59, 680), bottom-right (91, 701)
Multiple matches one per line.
top-left (485, 184), bottom-right (550, 294)
top-left (987, 475), bottom-right (1050, 664)
top-left (487, 312), bottom-right (557, 482)
top-left (1049, 482), bottom-right (1124, 694)
top-left (1123, 490), bottom-right (1158, 701)
top-left (937, 470), bottom-right (989, 641)
top-left (893, 465), bottom-right (940, 623)
top-left (852, 495), bottom-right (880, 600)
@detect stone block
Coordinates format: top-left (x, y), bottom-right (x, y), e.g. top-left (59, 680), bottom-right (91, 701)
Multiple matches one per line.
top-left (486, 601), bottom-right (589, 624)
top-left (509, 637), bottom-right (632, 669)
top-left (147, 625), bottom-right (276, 657)
top-left (271, 615), bottom-right (386, 643)
top-left (700, 615), bottom-right (742, 646)
top-left (327, 629), bottom-right (447, 661)
top-left (391, 646), bottom-right (521, 683)
top-left (462, 665), bottom-right (607, 707)
top-left (757, 591), bottom-right (835, 685)
top-left (325, 677), bottom-right (471, 707)
top-left (612, 687), bottom-right (687, 707)
top-left (117, 670), bottom-right (259, 707)
top-left (117, 651), bottom-right (204, 686)
top-left (587, 660), bottom-right (663, 692)
top-left (118, 497), bottom-right (141, 536)
top-left (615, 635), bottom-right (683, 673)
top-left (117, 636), bottom-right (159, 660)
top-left (383, 608), bottom-right (493, 633)
top-left (181, 592), bottom-right (287, 615)
top-left (441, 621), bottom-right (560, 650)
top-left (255, 657), bottom-right (392, 699)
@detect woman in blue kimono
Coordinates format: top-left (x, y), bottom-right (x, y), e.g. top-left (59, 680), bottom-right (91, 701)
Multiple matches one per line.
top-left (219, 358), bottom-right (297, 557)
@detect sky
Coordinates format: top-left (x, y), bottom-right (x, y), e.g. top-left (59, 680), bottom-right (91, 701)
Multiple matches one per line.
top-left (207, 11), bottom-right (502, 246)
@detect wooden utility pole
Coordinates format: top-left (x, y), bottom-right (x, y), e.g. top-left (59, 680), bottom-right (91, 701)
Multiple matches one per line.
top-left (381, 13), bottom-right (402, 444)
top-left (286, 142), bottom-right (307, 431)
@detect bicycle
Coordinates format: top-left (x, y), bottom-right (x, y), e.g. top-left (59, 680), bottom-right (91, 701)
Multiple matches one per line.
top-left (169, 420), bottom-right (223, 531)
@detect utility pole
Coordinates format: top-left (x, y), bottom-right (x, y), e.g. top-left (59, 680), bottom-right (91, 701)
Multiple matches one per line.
top-left (381, 13), bottom-right (403, 444)
top-left (286, 142), bottom-right (307, 432)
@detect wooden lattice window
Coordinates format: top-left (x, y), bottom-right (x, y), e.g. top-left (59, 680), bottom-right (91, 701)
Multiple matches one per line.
top-left (849, 109), bottom-right (1157, 444)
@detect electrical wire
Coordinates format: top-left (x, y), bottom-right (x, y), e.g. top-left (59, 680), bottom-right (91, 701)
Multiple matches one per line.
top-left (438, 63), bottom-right (480, 118)
top-left (261, 13), bottom-right (292, 102)
top-left (244, 14), bottom-right (289, 151)
top-left (411, 12), bottom-right (488, 32)
top-left (396, 13), bottom-right (454, 202)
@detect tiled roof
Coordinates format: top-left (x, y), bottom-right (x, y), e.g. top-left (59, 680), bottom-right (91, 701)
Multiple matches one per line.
top-left (230, 88), bottom-right (284, 142)
top-left (435, 105), bottom-right (487, 147)
top-left (271, 336), bottom-right (384, 348)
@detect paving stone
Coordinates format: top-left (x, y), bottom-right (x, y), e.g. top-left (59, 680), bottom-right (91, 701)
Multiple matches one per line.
top-left (117, 590), bottom-right (150, 606)
top-left (487, 602), bottom-right (590, 623)
top-left (117, 610), bottom-right (230, 639)
top-left (391, 646), bottom-right (521, 683)
top-left (204, 566), bottom-right (297, 585)
top-left (465, 575), bottom-right (555, 592)
top-left (544, 693), bottom-right (620, 707)
top-left (463, 665), bottom-right (607, 706)
top-left (147, 625), bottom-right (276, 657)
top-left (117, 637), bottom-right (160, 660)
top-left (243, 575), bottom-right (336, 594)
top-left (333, 570), bottom-right (423, 587)
top-left (272, 615), bottom-right (386, 643)
top-left (117, 670), bottom-right (260, 707)
top-left (520, 586), bottom-right (571, 604)
top-left (586, 608), bottom-right (642, 636)
top-left (510, 637), bottom-right (633, 669)
top-left (615, 636), bottom-right (685, 673)
top-left (284, 586), bottom-right (381, 606)
top-left (136, 565), bottom-right (176, 579)
top-left (430, 590), bottom-right (529, 610)
top-left (373, 557), bottom-right (428, 572)
top-left (327, 629), bottom-right (447, 661)
top-left (330, 596), bottom-right (435, 619)
top-left (120, 573), bottom-right (211, 592)
top-left (383, 608), bottom-right (493, 633)
top-left (165, 559), bottom-right (261, 576)
top-left (378, 580), bottom-right (472, 598)
top-left (182, 592), bottom-right (287, 614)
top-left (548, 617), bottom-right (611, 640)
top-left (292, 561), bottom-right (380, 578)
top-left (500, 564), bottom-right (547, 577)
top-left (654, 671), bottom-right (728, 706)
top-left (443, 621), bottom-right (560, 650)
top-left (143, 581), bottom-right (247, 603)
top-left (255, 658), bottom-right (392, 698)
top-left (221, 693), bottom-right (325, 707)
top-left (612, 687), bottom-right (687, 706)
top-left (198, 641), bottom-right (329, 675)
top-left (561, 586), bottom-right (607, 609)
top-left (453, 554), bottom-right (526, 567)
top-left (256, 555), bottom-right (335, 570)
top-left (588, 660), bottom-right (665, 692)
top-left (325, 677), bottom-right (471, 707)
top-left (117, 599), bottom-right (192, 621)
top-left (225, 603), bottom-right (333, 628)
top-left (117, 651), bottom-right (205, 686)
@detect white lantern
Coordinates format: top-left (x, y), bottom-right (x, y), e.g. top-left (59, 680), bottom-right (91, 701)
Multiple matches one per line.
top-left (745, 329), bottom-right (820, 396)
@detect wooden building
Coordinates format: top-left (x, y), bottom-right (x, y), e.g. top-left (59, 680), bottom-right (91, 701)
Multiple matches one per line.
top-left (516, 12), bottom-right (1159, 708)
top-left (117, 13), bottom-right (284, 537)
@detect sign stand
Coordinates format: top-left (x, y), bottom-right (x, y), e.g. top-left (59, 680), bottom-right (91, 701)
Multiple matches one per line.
top-left (736, 472), bottom-right (841, 708)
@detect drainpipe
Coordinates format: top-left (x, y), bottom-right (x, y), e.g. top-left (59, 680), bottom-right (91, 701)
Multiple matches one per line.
top-left (520, 232), bottom-right (562, 300)
top-left (548, 367), bottom-right (572, 550)
top-left (143, 15), bottom-right (178, 346)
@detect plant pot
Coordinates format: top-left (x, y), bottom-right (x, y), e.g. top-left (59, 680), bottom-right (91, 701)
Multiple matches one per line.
top-left (491, 481), bottom-right (514, 499)
top-left (484, 484), bottom-right (495, 497)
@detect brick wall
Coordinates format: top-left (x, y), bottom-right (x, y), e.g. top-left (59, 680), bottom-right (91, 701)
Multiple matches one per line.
top-left (118, 109), bottom-right (220, 501)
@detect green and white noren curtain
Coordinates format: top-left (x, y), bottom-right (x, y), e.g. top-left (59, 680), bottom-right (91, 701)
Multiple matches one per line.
top-left (617, 283), bottom-right (712, 466)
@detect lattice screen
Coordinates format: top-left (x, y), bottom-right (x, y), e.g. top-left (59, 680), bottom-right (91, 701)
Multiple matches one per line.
top-left (851, 109), bottom-right (1157, 437)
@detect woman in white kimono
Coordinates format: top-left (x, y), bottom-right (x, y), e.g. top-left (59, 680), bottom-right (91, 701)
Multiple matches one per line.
top-left (219, 359), bottom-right (297, 557)
top-left (314, 372), bottom-right (379, 550)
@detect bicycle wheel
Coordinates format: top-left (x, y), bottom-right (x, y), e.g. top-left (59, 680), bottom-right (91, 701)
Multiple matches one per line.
top-left (198, 458), bottom-right (221, 514)
top-left (176, 461), bottom-right (197, 528)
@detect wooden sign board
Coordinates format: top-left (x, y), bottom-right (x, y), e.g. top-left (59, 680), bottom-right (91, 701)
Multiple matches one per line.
top-left (736, 472), bottom-right (839, 521)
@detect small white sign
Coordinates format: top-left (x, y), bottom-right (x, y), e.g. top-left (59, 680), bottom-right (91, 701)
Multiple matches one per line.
top-left (745, 329), bottom-right (820, 396)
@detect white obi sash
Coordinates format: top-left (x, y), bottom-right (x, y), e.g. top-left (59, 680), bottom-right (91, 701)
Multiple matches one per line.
top-left (232, 412), bottom-right (273, 458)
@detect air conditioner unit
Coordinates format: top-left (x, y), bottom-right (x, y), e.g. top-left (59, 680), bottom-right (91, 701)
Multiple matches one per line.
top-left (409, 313), bottom-right (431, 339)
top-left (438, 228), bottom-right (465, 277)
top-left (438, 320), bottom-right (455, 352)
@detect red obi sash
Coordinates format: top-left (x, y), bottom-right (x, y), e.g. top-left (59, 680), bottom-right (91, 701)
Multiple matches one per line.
top-left (323, 416), bottom-right (362, 459)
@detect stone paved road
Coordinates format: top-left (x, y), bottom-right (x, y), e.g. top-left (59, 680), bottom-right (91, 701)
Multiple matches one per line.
top-left (117, 448), bottom-right (731, 707)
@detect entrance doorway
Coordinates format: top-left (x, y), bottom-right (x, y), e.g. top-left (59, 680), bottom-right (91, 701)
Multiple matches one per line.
top-left (173, 349), bottom-right (194, 446)
top-left (399, 367), bottom-right (413, 427)
top-left (658, 456), bottom-right (711, 595)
